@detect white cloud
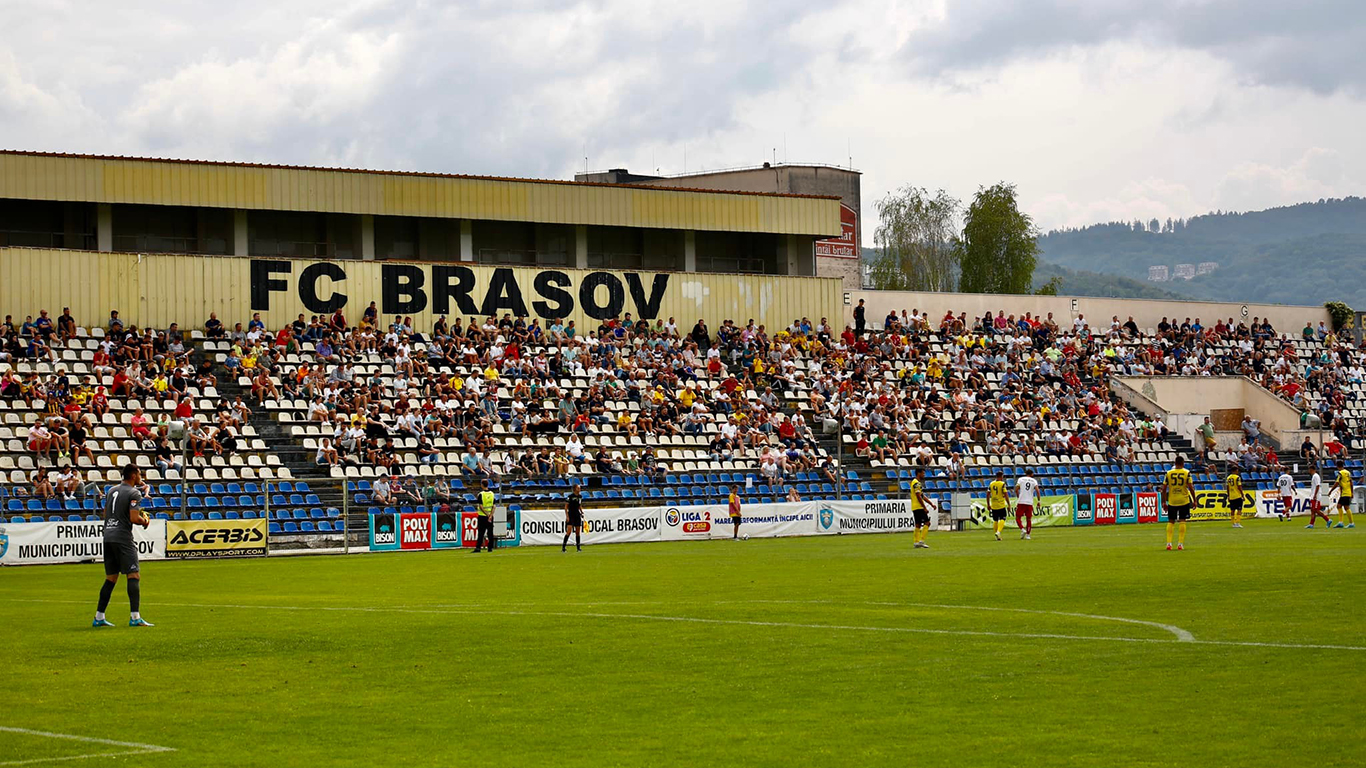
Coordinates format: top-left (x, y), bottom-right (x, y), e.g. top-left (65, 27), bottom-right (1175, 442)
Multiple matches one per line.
top-left (0, 1), bottom-right (1364, 238)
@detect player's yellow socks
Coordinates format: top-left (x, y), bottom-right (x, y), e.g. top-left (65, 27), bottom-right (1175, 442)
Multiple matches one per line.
top-left (1232, 509), bottom-right (1241, 525)
top-left (1178, 522), bottom-right (1187, 545)
top-left (1166, 523), bottom-right (1174, 545)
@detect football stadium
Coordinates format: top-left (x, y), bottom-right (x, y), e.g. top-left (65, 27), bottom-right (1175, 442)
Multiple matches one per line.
top-left (4, 7), bottom-right (1366, 766)
top-left (2, 149), bottom-right (1364, 767)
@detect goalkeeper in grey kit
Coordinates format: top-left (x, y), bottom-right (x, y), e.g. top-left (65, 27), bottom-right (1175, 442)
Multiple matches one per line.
top-left (93, 464), bottom-right (154, 628)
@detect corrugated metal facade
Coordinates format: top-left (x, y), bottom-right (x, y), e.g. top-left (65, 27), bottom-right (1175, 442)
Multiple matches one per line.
top-left (0, 152), bottom-right (841, 236)
top-left (0, 248), bottom-right (842, 334)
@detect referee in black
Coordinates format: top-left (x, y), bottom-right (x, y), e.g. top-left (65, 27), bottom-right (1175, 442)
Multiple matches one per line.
top-left (563, 484), bottom-right (584, 552)
top-left (93, 464), bottom-right (153, 628)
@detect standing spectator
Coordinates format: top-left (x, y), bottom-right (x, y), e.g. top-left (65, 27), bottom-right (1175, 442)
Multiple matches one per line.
top-left (1196, 416), bottom-right (1216, 457)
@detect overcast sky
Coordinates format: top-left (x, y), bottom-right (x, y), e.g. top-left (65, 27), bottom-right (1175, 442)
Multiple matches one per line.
top-left (3, 0), bottom-right (1363, 240)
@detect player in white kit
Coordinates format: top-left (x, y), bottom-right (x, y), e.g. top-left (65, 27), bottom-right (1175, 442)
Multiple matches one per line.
top-left (1276, 471), bottom-right (1296, 522)
top-left (1014, 469), bottom-right (1039, 540)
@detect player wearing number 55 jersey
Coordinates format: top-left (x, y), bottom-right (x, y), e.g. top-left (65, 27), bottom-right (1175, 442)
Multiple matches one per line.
top-left (1162, 456), bottom-right (1192, 551)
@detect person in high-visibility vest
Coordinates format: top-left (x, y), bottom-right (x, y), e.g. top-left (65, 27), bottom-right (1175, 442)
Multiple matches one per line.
top-left (473, 479), bottom-right (497, 552)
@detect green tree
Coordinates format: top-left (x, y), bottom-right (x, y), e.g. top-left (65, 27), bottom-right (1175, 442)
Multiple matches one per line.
top-left (870, 186), bottom-right (961, 291)
top-left (959, 182), bottom-right (1040, 294)
top-left (1034, 276), bottom-right (1063, 295)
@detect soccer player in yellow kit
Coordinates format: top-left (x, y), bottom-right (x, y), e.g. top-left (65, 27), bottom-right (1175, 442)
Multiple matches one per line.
top-left (1225, 464), bottom-right (1245, 529)
top-left (910, 467), bottom-right (932, 549)
top-left (1332, 462), bottom-right (1356, 529)
top-left (1162, 456), bottom-right (1193, 550)
top-left (987, 470), bottom-right (1010, 541)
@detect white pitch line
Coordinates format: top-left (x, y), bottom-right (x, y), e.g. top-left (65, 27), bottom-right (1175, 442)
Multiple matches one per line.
top-left (0, 726), bottom-right (174, 766)
top-left (727, 599), bottom-right (1196, 642)
top-left (5, 598), bottom-right (1364, 651)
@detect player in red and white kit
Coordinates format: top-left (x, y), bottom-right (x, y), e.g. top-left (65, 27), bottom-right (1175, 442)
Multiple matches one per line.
top-left (1014, 468), bottom-right (1039, 540)
top-left (1306, 466), bottom-right (1332, 528)
top-left (1276, 470), bottom-right (1296, 522)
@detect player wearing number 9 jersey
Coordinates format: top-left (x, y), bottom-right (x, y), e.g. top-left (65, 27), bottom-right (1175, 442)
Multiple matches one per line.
top-left (1014, 469), bottom-right (1038, 540)
top-left (1162, 456), bottom-right (1192, 551)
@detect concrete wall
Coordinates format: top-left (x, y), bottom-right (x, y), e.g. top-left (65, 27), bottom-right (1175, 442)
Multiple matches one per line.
top-left (1112, 376), bottom-right (1321, 450)
top-left (0, 246), bottom-right (843, 334)
top-left (848, 289), bottom-right (1329, 334)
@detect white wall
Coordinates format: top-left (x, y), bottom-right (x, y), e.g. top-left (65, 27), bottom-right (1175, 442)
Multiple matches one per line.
top-left (847, 289), bottom-right (1327, 334)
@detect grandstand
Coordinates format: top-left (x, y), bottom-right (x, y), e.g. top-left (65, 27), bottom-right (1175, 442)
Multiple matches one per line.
top-left (4, 294), bottom-right (1362, 540)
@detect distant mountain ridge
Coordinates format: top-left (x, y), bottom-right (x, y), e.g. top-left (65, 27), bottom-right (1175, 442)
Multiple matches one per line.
top-left (1037, 197), bottom-right (1366, 306)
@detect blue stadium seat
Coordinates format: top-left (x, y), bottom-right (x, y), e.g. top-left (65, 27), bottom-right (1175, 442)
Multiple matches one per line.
top-left (208, 511), bottom-right (223, 520)
top-left (283, 522), bottom-right (299, 533)
top-left (268, 522), bottom-right (282, 534)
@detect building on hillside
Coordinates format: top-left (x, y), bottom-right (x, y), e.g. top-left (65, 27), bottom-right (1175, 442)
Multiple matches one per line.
top-left (1147, 265), bottom-right (1170, 282)
top-left (577, 163), bottom-right (862, 289)
top-left (0, 151), bottom-right (841, 277)
top-left (1196, 261), bottom-right (1219, 275)
top-left (1173, 264), bottom-right (1196, 280)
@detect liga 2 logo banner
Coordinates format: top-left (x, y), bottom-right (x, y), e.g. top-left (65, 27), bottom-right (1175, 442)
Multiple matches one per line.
top-left (0, 520), bottom-right (166, 566)
top-left (166, 519), bottom-right (267, 558)
top-left (662, 501), bottom-right (817, 541)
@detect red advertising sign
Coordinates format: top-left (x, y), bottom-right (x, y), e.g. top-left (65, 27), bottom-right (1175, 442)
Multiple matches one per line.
top-left (461, 512), bottom-right (480, 547)
top-left (1094, 493), bottom-right (1117, 525)
top-left (815, 204), bottom-right (858, 259)
top-left (1136, 493), bottom-right (1161, 524)
top-left (399, 513), bottom-right (432, 550)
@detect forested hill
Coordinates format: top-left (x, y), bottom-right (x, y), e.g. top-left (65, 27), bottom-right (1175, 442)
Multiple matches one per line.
top-left (1037, 197), bottom-right (1366, 306)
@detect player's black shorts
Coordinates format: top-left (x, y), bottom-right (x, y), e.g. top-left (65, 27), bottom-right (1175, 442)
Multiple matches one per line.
top-left (989, 507), bottom-right (1008, 521)
top-left (1166, 504), bottom-right (1191, 523)
top-left (1228, 499), bottom-right (1243, 511)
top-left (566, 512), bottom-right (583, 527)
top-left (913, 508), bottom-right (931, 527)
top-left (103, 539), bottom-right (139, 576)
top-left (1338, 496), bottom-right (1352, 508)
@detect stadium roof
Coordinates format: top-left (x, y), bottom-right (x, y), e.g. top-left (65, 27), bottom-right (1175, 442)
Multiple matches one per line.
top-left (0, 150), bottom-right (842, 236)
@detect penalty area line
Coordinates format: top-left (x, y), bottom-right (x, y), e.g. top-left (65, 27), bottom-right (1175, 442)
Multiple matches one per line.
top-left (0, 726), bottom-right (174, 767)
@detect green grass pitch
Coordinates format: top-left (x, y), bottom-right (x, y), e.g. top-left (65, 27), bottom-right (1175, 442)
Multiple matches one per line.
top-left (2, 521), bottom-right (1363, 767)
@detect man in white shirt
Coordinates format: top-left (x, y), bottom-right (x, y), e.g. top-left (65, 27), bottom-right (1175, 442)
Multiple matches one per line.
top-left (1276, 471), bottom-right (1296, 522)
top-left (1306, 466), bottom-right (1331, 528)
top-left (1014, 468), bottom-right (1039, 540)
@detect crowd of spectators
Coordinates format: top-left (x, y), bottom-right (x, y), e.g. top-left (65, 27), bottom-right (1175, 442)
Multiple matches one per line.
top-left (237, 301), bottom-right (834, 489)
top-left (8, 297), bottom-right (1366, 505)
top-left (1, 308), bottom-right (246, 500)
